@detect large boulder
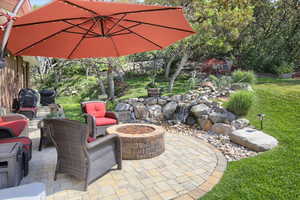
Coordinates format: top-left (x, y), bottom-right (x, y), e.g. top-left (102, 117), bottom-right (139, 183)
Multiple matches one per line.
top-left (229, 128), bottom-right (278, 152)
top-left (162, 101), bottom-right (178, 119)
top-left (157, 98), bottom-right (167, 105)
top-left (198, 119), bottom-right (213, 131)
top-left (231, 118), bottom-right (250, 129)
top-left (209, 111), bottom-right (236, 123)
top-left (115, 111), bottom-right (132, 122)
top-left (133, 103), bottom-right (148, 120)
top-left (127, 98), bottom-right (139, 104)
top-left (211, 123), bottom-right (234, 135)
top-left (144, 97), bottom-right (158, 105)
top-left (197, 116), bottom-right (213, 131)
top-left (148, 105), bottom-right (163, 121)
top-left (191, 104), bottom-right (210, 118)
top-left (115, 103), bottom-right (132, 112)
top-left (186, 115), bottom-right (196, 125)
top-left (171, 95), bottom-right (182, 102)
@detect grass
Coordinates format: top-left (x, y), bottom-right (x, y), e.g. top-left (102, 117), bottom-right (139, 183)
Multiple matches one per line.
top-left (202, 78), bottom-right (300, 200)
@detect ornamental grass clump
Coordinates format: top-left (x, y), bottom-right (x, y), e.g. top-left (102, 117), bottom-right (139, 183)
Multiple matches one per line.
top-left (227, 91), bottom-right (255, 116)
top-left (232, 70), bottom-right (256, 85)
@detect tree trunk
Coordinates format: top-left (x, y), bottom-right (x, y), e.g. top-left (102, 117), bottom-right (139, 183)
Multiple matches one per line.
top-left (107, 63), bottom-right (115, 100)
top-left (165, 54), bottom-right (176, 80)
top-left (168, 53), bottom-right (189, 92)
top-left (98, 78), bottom-right (107, 96)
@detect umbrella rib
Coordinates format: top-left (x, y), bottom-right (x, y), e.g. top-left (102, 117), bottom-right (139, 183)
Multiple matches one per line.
top-left (103, 21), bottom-right (120, 57)
top-left (100, 19), bottom-right (105, 36)
top-left (110, 23), bottom-right (141, 35)
top-left (14, 17), bottom-right (89, 27)
top-left (107, 19), bottom-right (163, 49)
top-left (14, 18), bottom-right (93, 56)
top-left (109, 7), bottom-right (180, 17)
top-left (110, 36), bottom-right (120, 57)
top-left (111, 17), bottom-right (195, 34)
top-left (64, 30), bottom-right (95, 37)
top-left (106, 14), bottom-right (127, 35)
top-left (63, 20), bottom-right (99, 35)
top-left (62, 0), bottom-right (99, 16)
top-left (67, 20), bottom-right (97, 59)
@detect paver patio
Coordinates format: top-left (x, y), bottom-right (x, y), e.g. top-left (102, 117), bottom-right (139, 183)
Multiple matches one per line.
top-left (21, 107), bottom-right (226, 200)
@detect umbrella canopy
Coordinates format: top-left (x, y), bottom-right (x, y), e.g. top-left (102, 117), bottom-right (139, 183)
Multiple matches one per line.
top-left (3, 0), bottom-right (195, 59)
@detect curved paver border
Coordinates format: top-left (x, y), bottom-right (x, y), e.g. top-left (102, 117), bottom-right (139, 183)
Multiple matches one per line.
top-left (174, 136), bottom-right (227, 200)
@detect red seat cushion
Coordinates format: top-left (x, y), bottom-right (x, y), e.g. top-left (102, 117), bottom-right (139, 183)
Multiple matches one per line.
top-left (0, 120), bottom-right (28, 137)
top-left (85, 102), bottom-right (106, 118)
top-left (0, 137), bottom-right (32, 151)
top-left (95, 117), bottom-right (117, 126)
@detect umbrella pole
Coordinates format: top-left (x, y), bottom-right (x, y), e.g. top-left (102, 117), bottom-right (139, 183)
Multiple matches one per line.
top-left (1, 0), bottom-right (26, 59)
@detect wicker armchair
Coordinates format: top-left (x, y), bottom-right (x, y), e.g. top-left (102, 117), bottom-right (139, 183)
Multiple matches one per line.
top-left (81, 101), bottom-right (119, 138)
top-left (45, 119), bottom-right (122, 191)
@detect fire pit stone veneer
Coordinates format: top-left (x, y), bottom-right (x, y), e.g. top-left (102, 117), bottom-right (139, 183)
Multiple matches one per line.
top-left (106, 123), bottom-right (165, 160)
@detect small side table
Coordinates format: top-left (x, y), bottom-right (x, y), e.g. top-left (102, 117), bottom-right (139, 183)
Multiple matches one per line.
top-left (0, 142), bottom-right (24, 189)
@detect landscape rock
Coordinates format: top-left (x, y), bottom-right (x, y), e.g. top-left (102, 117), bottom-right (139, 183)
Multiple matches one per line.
top-left (229, 128), bottom-right (278, 152)
top-left (209, 112), bottom-right (227, 123)
top-left (211, 123), bottom-right (234, 135)
top-left (197, 117), bottom-right (213, 131)
top-left (209, 112), bottom-right (236, 123)
top-left (157, 98), bottom-right (167, 105)
top-left (231, 118), bottom-right (250, 129)
top-left (186, 116), bottom-right (196, 125)
top-left (148, 105), bottom-right (163, 121)
top-left (162, 101), bottom-right (178, 119)
top-left (144, 97), bottom-right (158, 105)
top-left (171, 95), bottom-right (182, 102)
top-left (200, 120), bottom-right (213, 131)
top-left (191, 104), bottom-right (210, 118)
top-left (127, 98), bottom-right (139, 104)
top-left (133, 103), bottom-right (148, 120)
top-left (115, 111), bottom-right (132, 122)
top-left (115, 103), bottom-right (132, 112)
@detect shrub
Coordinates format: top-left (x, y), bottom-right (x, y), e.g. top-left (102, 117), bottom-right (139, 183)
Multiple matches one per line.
top-left (232, 70), bottom-right (256, 85)
top-left (273, 62), bottom-right (295, 75)
top-left (226, 91), bottom-right (255, 116)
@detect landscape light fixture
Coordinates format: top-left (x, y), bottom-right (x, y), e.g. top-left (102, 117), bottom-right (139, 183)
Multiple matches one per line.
top-left (257, 113), bottom-right (265, 130)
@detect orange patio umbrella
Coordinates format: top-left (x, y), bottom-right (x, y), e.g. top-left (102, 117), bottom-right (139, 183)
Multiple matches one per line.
top-left (3, 0), bottom-right (195, 59)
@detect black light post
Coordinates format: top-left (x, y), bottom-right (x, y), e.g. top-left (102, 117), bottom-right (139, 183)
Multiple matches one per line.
top-left (257, 113), bottom-right (265, 130)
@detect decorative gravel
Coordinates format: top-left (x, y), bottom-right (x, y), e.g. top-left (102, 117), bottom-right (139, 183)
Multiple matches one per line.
top-left (164, 124), bottom-right (258, 162)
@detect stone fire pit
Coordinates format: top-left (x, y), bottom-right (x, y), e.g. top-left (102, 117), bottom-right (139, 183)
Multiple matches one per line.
top-left (106, 123), bottom-right (165, 160)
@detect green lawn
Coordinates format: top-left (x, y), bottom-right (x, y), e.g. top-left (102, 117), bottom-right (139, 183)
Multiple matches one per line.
top-left (202, 78), bottom-right (300, 200)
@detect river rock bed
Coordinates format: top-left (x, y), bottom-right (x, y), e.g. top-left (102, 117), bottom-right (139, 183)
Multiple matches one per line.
top-left (164, 124), bottom-right (258, 162)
